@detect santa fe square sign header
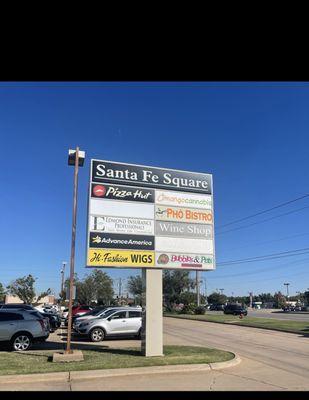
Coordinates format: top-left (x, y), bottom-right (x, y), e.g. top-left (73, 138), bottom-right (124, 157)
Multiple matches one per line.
top-left (86, 159), bottom-right (216, 271)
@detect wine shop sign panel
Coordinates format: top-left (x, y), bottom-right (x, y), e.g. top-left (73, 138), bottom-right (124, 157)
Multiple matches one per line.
top-left (86, 159), bottom-right (215, 270)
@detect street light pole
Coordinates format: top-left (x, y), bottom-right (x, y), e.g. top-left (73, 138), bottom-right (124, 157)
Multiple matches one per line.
top-left (61, 261), bottom-right (67, 295)
top-left (65, 147), bottom-right (85, 354)
top-left (284, 283), bottom-right (290, 299)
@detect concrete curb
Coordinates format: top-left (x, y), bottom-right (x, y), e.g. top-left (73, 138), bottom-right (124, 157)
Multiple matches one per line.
top-left (0, 354), bottom-right (241, 383)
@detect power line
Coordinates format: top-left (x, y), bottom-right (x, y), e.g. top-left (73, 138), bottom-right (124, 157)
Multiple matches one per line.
top-left (216, 205), bottom-right (309, 236)
top-left (209, 256), bottom-right (309, 279)
top-left (217, 247), bottom-right (309, 266)
top-left (217, 193), bottom-right (309, 229)
top-left (220, 232), bottom-right (309, 255)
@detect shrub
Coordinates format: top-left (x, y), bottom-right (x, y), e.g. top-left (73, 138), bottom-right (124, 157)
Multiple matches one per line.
top-left (194, 306), bottom-right (206, 315)
top-left (182, 303), bottom-right (196, 314)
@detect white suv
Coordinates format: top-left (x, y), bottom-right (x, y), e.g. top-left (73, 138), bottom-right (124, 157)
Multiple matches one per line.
top-left (0, 310), bottom-right (50, 351)
top-left (76, 308), bottom-right (142, 342)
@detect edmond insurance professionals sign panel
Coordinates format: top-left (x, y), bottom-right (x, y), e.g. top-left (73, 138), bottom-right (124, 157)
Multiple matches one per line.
top-left (86, 160), bottom-right (215, 270)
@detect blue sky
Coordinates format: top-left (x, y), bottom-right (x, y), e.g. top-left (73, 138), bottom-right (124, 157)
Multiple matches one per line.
top-left (1, 82), bottom-right (309, 297)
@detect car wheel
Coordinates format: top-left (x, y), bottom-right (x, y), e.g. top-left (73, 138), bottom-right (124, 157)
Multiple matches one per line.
top-left (12, 333), bottom-right (32, 351)
top-left (136, 329), bottom-right (142, 339)
top-left (90, 328), bottom-right (105, 342)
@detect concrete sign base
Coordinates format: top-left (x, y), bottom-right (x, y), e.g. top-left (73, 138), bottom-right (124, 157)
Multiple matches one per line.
top-left (141, 269), bottom-right (164, 357)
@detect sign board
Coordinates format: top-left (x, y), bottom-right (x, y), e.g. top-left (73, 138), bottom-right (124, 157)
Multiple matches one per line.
top-left (86, 160), bottom-right (215, 270)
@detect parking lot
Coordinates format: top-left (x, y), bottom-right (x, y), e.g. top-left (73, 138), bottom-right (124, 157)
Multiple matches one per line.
top-left (32, 324), bottom-right (141, 352)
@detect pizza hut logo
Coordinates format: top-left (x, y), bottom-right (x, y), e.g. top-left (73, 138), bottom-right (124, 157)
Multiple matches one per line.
top-left (93, 185), bottom-right (106, 197)
top-left (157, 254), bottom-right (169, 264)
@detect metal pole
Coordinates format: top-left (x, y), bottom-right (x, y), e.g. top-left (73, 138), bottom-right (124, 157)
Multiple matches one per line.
top-left (196, 271), bottom-right (200, 306)
top-left (66, 147), bottom-right (79, 354)
top-left (61, 262), bottom-right (66, 294)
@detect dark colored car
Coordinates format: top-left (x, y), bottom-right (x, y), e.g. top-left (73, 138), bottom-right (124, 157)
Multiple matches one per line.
top-left (209, 304), bottom-right (225, 311)
top-left (38, 312), bottom-right (61, 332)
top-left (0, 304), bottom-right (36, 311)
top-left (224, 304), bottom-right (248, 316)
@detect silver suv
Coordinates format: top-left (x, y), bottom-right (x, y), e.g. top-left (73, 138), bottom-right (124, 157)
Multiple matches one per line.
top-left (0, 310), bottom-right (50, 351)
top-left (73, 307), bottom-right (120, 331)
top-left (76, 308), bottom-right (142, 342)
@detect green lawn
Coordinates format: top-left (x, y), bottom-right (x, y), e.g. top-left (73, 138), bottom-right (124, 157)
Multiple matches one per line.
top-left (165, 313), bottom-right (309, 334)
top-left (0, 345), bottom-right (234, 375)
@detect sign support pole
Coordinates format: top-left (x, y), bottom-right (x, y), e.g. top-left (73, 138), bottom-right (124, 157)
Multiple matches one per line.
top-left (141, 269), bottom-right (163, 357)
top-left (66, 147), bottom-right (80, 354)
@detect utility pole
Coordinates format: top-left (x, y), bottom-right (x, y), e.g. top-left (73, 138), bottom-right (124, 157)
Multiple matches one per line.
top-left (284, 283), bottom-right (290, 299)
top-left (219, 288), bottom-right (224, 295)
top-left (65, 147), bottom-right (85, 355)
top-left (249, 292), bottom-right (253, 308)
top-left (119, 278), bottom-right (122, 298)
top-left (204, 278), bottom-right (207, 303)
top-left (196, 271), bottom-right (200, 306)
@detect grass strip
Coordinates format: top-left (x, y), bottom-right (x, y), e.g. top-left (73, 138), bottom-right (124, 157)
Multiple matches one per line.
top-left (165, 313), bottom-right (309, 335)
top-left (0, 345), bottom-right (234, 375)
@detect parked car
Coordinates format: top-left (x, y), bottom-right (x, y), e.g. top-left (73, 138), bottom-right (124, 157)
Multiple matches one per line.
top-left (30, 311), bottom-right (61, 332)
top-left (76, 308), bottom-right (142, 342)
top-left (0, 304), bottom-right (36, 311)
top-left (209, 304), bottom-right (225, 311)
top-left (0, 310), bottom-right (50, 351)
top-left (73, 307), bottom-right (124, 331)
top-left (63, 305), bottom-right (93, 324)
top-left (224, 304), bottom-right (248, 316)
top-left (72, 305), bottom-right (93, 316)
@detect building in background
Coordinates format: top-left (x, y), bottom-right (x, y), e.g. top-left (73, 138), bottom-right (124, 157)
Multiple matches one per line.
top-left (4, 294), bottom-right (56, 305)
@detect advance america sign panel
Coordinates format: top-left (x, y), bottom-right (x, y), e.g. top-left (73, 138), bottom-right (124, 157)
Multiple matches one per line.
top-left (86, 159), bottom-right (215, 270)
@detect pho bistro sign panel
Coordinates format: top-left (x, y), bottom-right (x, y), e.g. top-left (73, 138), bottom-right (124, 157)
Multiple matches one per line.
top-left (86, 159), bottom-right (215, 270)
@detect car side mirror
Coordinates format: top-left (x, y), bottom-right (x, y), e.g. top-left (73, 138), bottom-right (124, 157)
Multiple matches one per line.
top-left (107, 317), bottom-right (112, 321)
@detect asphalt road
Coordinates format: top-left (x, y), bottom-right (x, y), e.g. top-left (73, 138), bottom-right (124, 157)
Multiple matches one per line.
top-left (208, 309), bottom-right (309, 321)
top-left (2, 317), bottom-right (309, 391)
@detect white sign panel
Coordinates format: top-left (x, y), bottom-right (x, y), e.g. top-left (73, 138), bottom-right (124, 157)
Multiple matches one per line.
top-left (90, 215), bottom-right (154, 235)
top-left (86, 159), bottom-right (215, 270)
top-left (156, 252), bottom-right (214, 269)
top-left (155, 190), bottom-right (212, 209)
top-left (90, 198), bottom-right (154, 219)
top-left (155, 236), bottom-right (213, 253)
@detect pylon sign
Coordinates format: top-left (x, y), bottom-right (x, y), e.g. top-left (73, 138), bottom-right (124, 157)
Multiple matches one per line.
top-left (86, 159), bottom-right (215, 270)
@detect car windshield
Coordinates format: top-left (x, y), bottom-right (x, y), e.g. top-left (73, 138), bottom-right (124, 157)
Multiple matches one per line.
top-left (86, 308), bottom-right (106, 316)
top-left (103, 309), bottom-right (119, 318)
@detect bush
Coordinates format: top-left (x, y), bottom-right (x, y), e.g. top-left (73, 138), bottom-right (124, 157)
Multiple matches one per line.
top-left (194, 306), bottom-right (206, 315)
top-left (182, 303), bottom-right (196, 314)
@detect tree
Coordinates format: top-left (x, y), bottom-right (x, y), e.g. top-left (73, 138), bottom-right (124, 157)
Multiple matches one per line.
top-left (0, 282), bottom-right (6, 303)
top-left (89, 270), bottom-right (114, 305)
top-left (274, 291), bottom-right (286, 309)
top-left (64, 271), bottom-right (114, 305)
top-left (207, 292), bottom-right (227, 305)
top-left (6, 274), bottom-right (51, 304)
top-left (127, 275), bottom-right (143, 305)
top-left (163, 270), bottom-right (195, 309)
top-left (304, 291), bottom-right (309, 306)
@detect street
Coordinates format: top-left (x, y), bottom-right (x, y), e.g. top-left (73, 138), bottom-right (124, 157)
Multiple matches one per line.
top-left (1, 317), bottom-right (309, 390)
top-left (208, 309), bottom-right (309, 322)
